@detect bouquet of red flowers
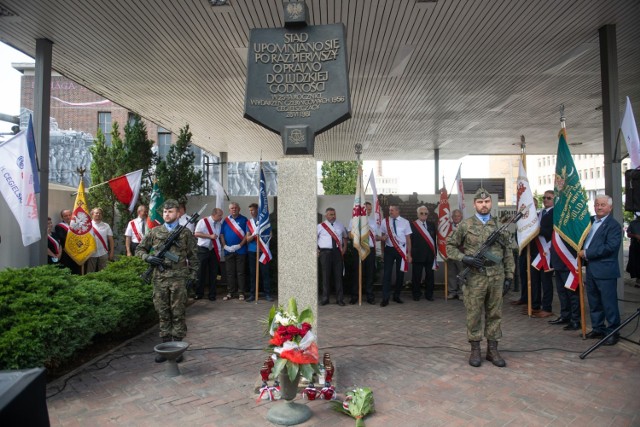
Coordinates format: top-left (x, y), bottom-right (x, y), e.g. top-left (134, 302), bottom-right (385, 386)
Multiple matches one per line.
top-left (265, 298), bottom-right (319, 382)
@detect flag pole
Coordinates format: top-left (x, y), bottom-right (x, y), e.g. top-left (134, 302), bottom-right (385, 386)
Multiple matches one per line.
top-left (255, 161), bottom-right (261, 303)
top-left (519, 140), bottom-right (534, 317)
top-left (442, 176), bottom-right (449, 301)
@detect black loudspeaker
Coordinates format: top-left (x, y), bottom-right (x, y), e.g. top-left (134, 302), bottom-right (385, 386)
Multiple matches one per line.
top-left (625, 169), bottom-right (640, 212)
top-left (0, 368), bottom-right (50, 426)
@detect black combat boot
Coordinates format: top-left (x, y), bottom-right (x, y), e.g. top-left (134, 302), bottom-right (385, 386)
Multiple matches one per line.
top-left (469, 341), bottom-right (482, 367)
top-left (486, 340), bottom-right (506, 367)
top-left (155, 336), bottom-right (172, 363)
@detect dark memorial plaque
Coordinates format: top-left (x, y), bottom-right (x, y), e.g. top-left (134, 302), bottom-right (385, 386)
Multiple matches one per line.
top-left (244, 1), bottom-right (351, 155)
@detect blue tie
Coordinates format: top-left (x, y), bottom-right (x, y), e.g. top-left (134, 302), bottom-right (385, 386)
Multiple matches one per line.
top-left (393, 218), bottom-right (397, 234)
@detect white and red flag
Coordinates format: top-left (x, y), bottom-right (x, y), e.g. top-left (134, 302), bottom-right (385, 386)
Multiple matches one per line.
top-left (455, 164), bottom-right (465, 215)
top-left (368, 169), bottom-right (382, 227)
top-left (350, 165), bottom-right (370, 261)
top-left (437, 186), bottom-right (452, 260)
top-left (621, 96), bottom-right (640, 169)
top-left (108, 169), bottom-right (143, 212)
top-left (515, 157), bottom-right (539, 254)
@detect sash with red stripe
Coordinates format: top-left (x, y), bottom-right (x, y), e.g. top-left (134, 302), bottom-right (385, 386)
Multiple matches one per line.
top-left (93, 228), bottom-right (109, 252)
top-left (58, 222), bottom-right (69, 231)
top-left (130, 220), bottom-right (142, 242)
top-left (48, 235), bottom-right (61, 255)
top-left (552, 231), bottom-right (579, 291)
top-left (225, 216), bottom-right (245, 240)
top-left (386, 217), bottom-right (408, 272)
top-left (532, 236), bottom-right (551, 272)
top-left (321, 222), bottom-right (342, 250)
top-left (369, 230), bottom-right (375, 248)
top-left (247, 219), bottom-right (272, 264)
top-left (413, 220), bottom-right (438, 270)
top-left (203, 218), bottom-right (221, 261)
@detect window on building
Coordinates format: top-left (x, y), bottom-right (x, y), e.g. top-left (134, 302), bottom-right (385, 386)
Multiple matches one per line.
top-left (590, 168), bottom-right (594, 179)
top-left (157, 127), bottom-right (172, 158)
top-left (596, 167), bottom-right (601, 178)
top-left (97, 112), bottom-right (112, 145)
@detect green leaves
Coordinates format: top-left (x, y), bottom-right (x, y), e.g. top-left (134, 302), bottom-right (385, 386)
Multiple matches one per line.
top-left (321, 161), bottom-right (358, 195)
top-left (0, 258), bottom-right (154, 370)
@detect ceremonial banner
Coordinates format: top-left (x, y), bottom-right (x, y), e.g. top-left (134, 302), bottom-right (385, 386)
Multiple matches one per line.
top-left (108, 169), bottom-right (143, 212)
top-left (621, 96), bottom-right (640, 169)
top-left (350, 166), bottom-right (370, 261)
top-left (66, 179), bottom-right (96, 264)
top-left (213, 178), bottom-right (226, 210)
top-left (0, 117), bottom-right (41, 246)
top-left (455, 164), bottom-right (465, 215)
top-left (368, 169), bottom-right (382, 227)
top-left (257, 167), bottom-right (272, 264)
top-left (516, 157), bottom-right (539, 253)
top-left (553, 128), bottom-right (591, 290)
top-left (147, 181), bottom-right (164, 229)
top-left (437, 187), bottom-right (452, 260)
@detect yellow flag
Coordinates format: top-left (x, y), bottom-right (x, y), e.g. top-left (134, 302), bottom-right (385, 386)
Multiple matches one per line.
top-left (65, 179), bottom-right (96, 265)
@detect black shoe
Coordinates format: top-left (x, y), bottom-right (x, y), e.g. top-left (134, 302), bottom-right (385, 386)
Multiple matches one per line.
top-left (412, 296), bottom-right (420, 301)
top-left (563, 322), bottom-right (580, 331)
top-left (155, 354), bottom-right (167, 363)
top-left (425, 296), bottom-right (434, 301)
top-left (208, 296), bottom-right (216, 301)
top-left (393, 297), bottom-right (404, 304)
top-left (349, 298), bottom-right (357, 305)
top-left (367, 299), bottom-right (375, 305)
top-left (321, 300), bottom-right (329, 306)
top-left (380, 299), bottom-right (389, 307)
top-left (265, 295), bottom-right (274, 302)
top-left (585, 330), bottom-right (605, 339)
top-left (548, 317), bottom-right (570, 325)
top-left (194, 295), bottom-right (203, 300)
top-left (245, 296), bottom-right (255, 302)
top-left (337, 301), bottom-right (346, 306)
top-left (602, 335), bottom-right (619, 346)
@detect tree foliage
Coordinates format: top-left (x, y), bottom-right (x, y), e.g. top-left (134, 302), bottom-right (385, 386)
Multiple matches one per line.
top-left (155, 124), bottom-right (204, 204)
top-left (88, 116), bottom-right (156, 236)
top-left (321, 161), bottom-right (358, 195)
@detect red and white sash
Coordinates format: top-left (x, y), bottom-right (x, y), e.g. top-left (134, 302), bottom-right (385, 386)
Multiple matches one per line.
top-left (57, 222), bottom-right (69, 231)
top-left (532, 235), bottom-right (551, 272)
top-left (203, 217), bottom-right (221, 261)
top-left (552, 231), bottom-right (579, 291)
top-left (321, 222), bottom-right (342, 250)
top-left (225, 216), bottom-right (245, 240)
top-left (130, 220), bottom-right (142, 242)
top-left (93, 227), bottom-right (109, 252)
top-left (247, 219), bottom-right (272, 264)
top-left (386, 217), bottom-right (408, 272)
top-left (413, 220), bottom-right (438, 270)
top-left (369, 230), bottom-right (375, 248)
top-left (48, 235), bottom-right (61, 256)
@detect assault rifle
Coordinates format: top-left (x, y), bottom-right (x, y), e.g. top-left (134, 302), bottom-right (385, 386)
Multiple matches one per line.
top-left (141, 205), bottom-right (207, 283)
top-left (456, 209), bottom-right (524, 283)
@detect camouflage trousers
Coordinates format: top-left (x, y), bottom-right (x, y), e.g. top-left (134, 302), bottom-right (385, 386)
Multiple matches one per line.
top-left (463, 271), bottom-right (504, 342)
top-left (153, 276), bottom-right (188, 339)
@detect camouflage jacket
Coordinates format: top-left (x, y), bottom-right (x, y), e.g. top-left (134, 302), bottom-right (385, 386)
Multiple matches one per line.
top-left (446, 215), bottom-right (515, 279)
top-left (136, 224), bottom-right (199, 279)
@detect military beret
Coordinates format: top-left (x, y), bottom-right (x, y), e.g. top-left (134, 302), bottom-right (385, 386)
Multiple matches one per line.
top-left (163, 199), bottom-right (180, 210)
top-left (473, 187), bottom-right (491, 200)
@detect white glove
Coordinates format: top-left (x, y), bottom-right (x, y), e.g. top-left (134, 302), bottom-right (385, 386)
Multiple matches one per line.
top-left (232, 244), bottom-right (241, 251)
top-left (224, 245), bottom-right (235, 253)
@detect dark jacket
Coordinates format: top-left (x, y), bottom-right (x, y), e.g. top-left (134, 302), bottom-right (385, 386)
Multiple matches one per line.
top-left (583, 215), bottom-right (622, 279)
top-left (410, 220), bottom-right (437, 264)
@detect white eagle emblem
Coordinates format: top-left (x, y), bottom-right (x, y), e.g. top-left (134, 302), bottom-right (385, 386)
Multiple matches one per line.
top-left (287, 2), bottom-right (304, 19)
top-left (70, 210), bottom-right (92, 235)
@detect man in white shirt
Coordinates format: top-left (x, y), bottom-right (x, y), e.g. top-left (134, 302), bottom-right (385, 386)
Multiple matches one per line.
top-left (194, 207), bottom-right (224, 301)
top-left (380, 205), bottom-right (412, 306)
top-left (125, 205), bottom-right (149, 256)
top-left (86, 207), bottom-right (114, 273)
top-left (317, 207), bottom-right (347, 306)
top-left (179, 202), bottom-right (196, 233)
top-left (348, 201), bottom-right (381, 305)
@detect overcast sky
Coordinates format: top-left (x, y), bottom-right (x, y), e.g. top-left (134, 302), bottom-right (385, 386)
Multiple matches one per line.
top-left (0, 42), bottom-right (32, 134)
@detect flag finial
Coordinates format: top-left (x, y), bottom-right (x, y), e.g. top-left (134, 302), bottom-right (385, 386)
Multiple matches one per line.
top-left (559, 104), bottom-right (566, 129)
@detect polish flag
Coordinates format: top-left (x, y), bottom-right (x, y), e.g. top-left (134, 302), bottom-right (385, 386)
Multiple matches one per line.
top-left (108, 169), bottom-right (143, 212)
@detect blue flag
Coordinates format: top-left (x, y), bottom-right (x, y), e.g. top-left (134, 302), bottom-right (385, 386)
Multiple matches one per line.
top-left (26, 115), bottom-right (40, 193)
top-left (257, 166), bottom-right (272, 263)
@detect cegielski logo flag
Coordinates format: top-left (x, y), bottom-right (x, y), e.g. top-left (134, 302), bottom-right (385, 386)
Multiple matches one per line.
top-left (257, 167), bottom-right (272, 264)
top-left (0, 116), bottom-right (41, 246)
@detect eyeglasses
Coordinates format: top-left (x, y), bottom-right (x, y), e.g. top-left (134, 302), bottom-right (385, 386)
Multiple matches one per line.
top-left (418, 212), bottom-right (428, 215)
top-left (544, 196), bottom-right (554, 200)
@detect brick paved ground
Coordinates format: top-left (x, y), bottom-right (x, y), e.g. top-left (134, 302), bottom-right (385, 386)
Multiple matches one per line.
top-left (47, 276), bottom-right (640, 427)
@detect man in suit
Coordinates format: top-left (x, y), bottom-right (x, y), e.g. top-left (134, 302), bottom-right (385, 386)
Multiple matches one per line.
top-left (410, 205), bottom-right (438, 301)
top-left (549, 233), bottom-right (581, 331)
top-left (579, 195), bottom-right (623, 345)
top-left (529, 190), bottom-right (554, 318)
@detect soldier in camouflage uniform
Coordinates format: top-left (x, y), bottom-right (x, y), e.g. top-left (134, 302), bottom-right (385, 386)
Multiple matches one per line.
top-left (136, 199), bottom-right (199, 363)
top-left (446, 188), bottom-right (515, 367)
